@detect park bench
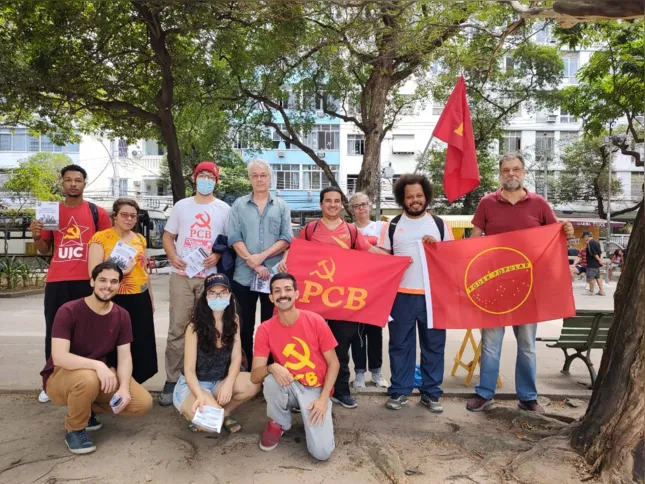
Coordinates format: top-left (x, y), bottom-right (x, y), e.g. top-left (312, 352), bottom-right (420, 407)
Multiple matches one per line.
top-left (536, 310), bottom-right (613, 385)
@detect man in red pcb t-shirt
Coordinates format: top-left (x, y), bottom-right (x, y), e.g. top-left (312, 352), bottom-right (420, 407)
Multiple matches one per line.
top-left (277, 186), bottom-right (388, 410)
top-left (30, 165), bottom-right (111, 404)
top-left (41, 261), bottom-right (152, 455)
top-left (251, 273), bottom-right (340, 461)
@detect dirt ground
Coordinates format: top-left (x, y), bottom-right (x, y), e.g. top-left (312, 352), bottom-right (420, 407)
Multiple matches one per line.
top-left (0, 393), bottom-right (594, 484)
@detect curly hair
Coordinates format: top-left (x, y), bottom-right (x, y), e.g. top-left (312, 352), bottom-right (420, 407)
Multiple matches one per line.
top-left (393, 174), bottom-right (434, 208)
top-left (190, 290), bottom-right (239, 354)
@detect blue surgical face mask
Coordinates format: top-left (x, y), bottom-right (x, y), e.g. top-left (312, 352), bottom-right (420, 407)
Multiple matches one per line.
top-left (207, 296), bottom-right (230, 312)
top-left (196, 178), bottom-right (216, 195)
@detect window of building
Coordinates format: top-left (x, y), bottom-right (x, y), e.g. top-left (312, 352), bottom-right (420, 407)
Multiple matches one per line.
top-left (432, 102), bottom-right (444, 116)
top-left (559, 131), bottom-right (579, 147)
top-left (144, 140), bottom-right (163, 156)
top-left (534, 170), bottom-right (556, 197)
top-left (118, 139), bottom-right (128, 157)
top-left (500, 131), bottom-right (522, 153)
top-left (562, 55), bottom-right (579, 83)
top-left (535, 131), bottom-right (555, 162)
top-left (317, 124), bottom-right (339, 151)
top-left (119, 179), bottom-right (129, 196)
top-left (535, 23), bottom-right (551, 43)
top-left (346, 175), bottom-right (358, 195)
top-left (233, 130), bottom-right (251, 150)
top-left (631, 172), bottom-right (644, 200)
top-left (40, 135), bottom-right (54, 152)
top-left (0, 133), bottom-right (11, 151)
top-left (347, 134), bottom-right (365, 155)
top-left (392, 134), bottom-right (415, 154)
top-left (272, 126), bottom-right (292, 149)
top-left (13, 132), bottom-right (27, 151)
top-left (64, 142), bottom-right (80, 153)
top-left (28, 135), bottom-right (40, 152)
top-left (504, 55), bottom-right (515, 73)
top-left (272, 164), bottom-right (300, 190)
top-left (302, 165), bottom-right (339, 190)
top-left (560, 109), bottom-right (576, 123)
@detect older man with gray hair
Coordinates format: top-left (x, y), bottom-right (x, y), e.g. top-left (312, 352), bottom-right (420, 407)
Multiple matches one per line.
top-left (228, 159), bottom-right (293, 366)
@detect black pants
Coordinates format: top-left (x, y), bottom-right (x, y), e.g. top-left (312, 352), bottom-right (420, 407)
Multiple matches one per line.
top-left (328, 320), bottom-right (359, 398)
top-left (44, 280), bottom-right (92, 361)
top-left (351, 323), bottom-right (384, 372)
top-left (232, 280), bottom-right (274, 368)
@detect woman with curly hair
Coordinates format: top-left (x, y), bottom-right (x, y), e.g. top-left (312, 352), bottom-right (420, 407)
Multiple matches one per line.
top-left (173, 273), bottom-right (260, 433)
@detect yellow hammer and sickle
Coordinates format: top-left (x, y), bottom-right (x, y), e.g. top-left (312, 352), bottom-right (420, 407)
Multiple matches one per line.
top-left (309, 258), bottom-right (336, 283)
top-left (454, 123), bottom-right (464, 136)
top-left (282, 337), bottom-right (316, 371)
top-left (63, 225), bottom-right (80, 240)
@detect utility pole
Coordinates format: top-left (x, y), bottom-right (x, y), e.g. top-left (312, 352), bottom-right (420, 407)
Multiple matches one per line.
top-left (112, 139), bottom-right (121, 197)
top-left (605, 138), bottom-right (612, 284)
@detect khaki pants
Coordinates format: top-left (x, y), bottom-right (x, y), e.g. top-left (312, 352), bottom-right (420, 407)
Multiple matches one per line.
top-left (166, 273), bottom-right (205, 382)
top-left (47, 367), bottom-right (153, 432)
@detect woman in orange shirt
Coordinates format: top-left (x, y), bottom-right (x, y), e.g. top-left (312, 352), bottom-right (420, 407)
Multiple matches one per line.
top-left (88, 198), bottom-right (157, 383)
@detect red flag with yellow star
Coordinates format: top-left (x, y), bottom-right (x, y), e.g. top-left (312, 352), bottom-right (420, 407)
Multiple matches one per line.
top-left (432, 76), bottom-right (480, 202)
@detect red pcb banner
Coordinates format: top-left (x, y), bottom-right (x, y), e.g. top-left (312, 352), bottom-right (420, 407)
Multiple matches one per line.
top-left (421, 223), bottom-right (575, 329)
top-left (286, 239), bottom-right (409, 327)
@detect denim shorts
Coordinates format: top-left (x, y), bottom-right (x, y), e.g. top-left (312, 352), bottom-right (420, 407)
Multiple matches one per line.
top-left (172, 375), bottom-right (220, 411)
top-left (586, 267), bottom-right (601, 281)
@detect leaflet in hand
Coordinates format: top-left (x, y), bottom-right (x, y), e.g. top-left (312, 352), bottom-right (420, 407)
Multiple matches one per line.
top-left (192, 405), bottom-right (224, 433)
top-left (109, 240), bottom-right (138, 270)
top-left (184, 247), bottom-right (209, 278)
top-left (251, 272), bottom-right (270, 294)
top-left (36, 201), bottom-right (59, 230)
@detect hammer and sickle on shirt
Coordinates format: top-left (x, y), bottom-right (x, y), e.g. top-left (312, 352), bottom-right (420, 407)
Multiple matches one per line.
top-left (192, 212), bottom-right (211, 229)
top-left (63, 225), bottom-right (81, 240)
top-left (282, 337), bottom-right (316, 371)
top-left (309, 258), bottom-right (336, 283)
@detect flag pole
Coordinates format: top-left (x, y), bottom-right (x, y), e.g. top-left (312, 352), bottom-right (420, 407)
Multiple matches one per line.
top-left (414, 135), bottom-right (434, 173)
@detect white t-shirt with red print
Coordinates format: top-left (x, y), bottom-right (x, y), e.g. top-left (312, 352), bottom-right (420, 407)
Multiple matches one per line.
top-left (164, 197), bottom-right (230, 278)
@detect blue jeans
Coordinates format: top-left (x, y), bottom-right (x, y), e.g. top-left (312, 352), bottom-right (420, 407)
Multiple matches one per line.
top-left (476, 324), bottom-right (538, 401)
top-left (172, 375), bottom-right (220, 411)
top-left (388, 293), bottom-right (446, 398)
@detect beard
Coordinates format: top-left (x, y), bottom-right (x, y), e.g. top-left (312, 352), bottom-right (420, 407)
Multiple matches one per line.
top-left (94, 290), bottom-right (115, 302)
top-left (403, 201), bottom-right (428, 217)
top-left (502, 179), bottom-right (522, 191)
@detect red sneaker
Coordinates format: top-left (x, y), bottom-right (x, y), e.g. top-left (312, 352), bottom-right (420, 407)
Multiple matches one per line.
top-left (259, 421), bottom-right (284, 451)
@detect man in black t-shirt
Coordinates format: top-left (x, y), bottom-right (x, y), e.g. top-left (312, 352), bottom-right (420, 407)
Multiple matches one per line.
top-left (582, 231), bottom-right (605, 296)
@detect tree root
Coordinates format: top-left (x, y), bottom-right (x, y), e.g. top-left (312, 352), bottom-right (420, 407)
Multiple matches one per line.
top-left (0, 455), bottom-right (72, 476)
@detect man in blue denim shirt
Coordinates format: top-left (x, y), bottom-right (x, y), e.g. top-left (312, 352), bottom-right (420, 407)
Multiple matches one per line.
top-left (228, 160), bottom-right (293, 366)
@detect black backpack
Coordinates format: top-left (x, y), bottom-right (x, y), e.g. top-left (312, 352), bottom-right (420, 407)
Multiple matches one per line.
top-left (304, 220), bottom-right (358, 249)
top-left (388, 213), bottom-right (445, 255)
top-left (88, 202), bottom-right (100, 233)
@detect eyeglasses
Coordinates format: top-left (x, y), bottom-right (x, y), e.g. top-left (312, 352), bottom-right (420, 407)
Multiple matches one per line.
top-left (251, 173), bottom-right (269, 180)
top-left (207, 290), bottom-right (230, 299)
top-left (118, 213), bottom-right (138, 220)
top-left (351, 202), bottom-right (369, 210)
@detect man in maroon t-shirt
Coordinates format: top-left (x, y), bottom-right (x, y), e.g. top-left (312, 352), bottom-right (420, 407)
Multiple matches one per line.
top-left (30, 164), bottom-right (111, 403)
top-left (466, 153), bottom-right (573, 414)
top-left (41, 261), bottom-right (152, 455)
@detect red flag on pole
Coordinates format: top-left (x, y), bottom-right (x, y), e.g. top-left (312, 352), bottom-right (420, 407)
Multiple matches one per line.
top-left (432, 76), bottom-right (480, 202)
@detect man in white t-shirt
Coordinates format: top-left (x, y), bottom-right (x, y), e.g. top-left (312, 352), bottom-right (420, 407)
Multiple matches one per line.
top-left (379, 174), bottom-right (453, 413)
top-left (349, 192), bottom-right (389, 389)
top-left (159, 161), bottom-right (231, 405)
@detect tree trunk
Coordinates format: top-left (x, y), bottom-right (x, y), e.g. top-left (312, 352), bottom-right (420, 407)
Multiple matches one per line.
top-left (162, 121), bottom-right (185, 204)
top-left (570, 202), bottom-right (645, 482)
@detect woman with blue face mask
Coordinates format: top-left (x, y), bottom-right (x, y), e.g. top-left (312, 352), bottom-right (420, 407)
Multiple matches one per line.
top-left (173, 273), bottom-right (261, 433)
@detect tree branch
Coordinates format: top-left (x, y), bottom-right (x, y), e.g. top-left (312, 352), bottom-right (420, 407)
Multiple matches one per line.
top-left (610, 200), bottom-right (643, 218)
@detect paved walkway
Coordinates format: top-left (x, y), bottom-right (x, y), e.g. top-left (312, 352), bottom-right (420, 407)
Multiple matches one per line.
top-left (0, 273), bottom-right (614, 398)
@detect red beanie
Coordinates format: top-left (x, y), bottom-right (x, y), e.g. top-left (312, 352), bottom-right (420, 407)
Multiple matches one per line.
top-left (193, 161), bottom-right (220, 182)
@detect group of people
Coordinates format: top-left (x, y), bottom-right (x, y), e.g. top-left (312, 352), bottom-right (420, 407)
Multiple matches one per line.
top-left (569, 232), bottom-right (624, 296)
top-left (31, 153), bottom-right (574, 460)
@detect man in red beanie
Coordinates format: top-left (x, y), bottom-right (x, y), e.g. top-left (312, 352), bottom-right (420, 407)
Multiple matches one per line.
top-left (159, 161), bottom-right (231, 405)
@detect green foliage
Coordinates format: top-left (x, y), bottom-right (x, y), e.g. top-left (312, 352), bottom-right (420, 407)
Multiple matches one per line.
top-left (0, 256), bottom-right (43, 291)
top-left (554, 136), bottom-right (622, 211)
top-left (557, 20), bottom-right (644, 152)
top-left (2, 152), bottom-right (70, 207)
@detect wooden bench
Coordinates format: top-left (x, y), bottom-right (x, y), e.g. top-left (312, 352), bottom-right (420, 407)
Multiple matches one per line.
top-left (536, 310), bottom-right (613, 385)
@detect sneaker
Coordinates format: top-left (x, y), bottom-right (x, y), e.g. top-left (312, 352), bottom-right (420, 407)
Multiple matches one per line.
top-left (420, 394), bottom-right (443, 414)
top-left (466, 395), bottom-right (495, 412)
top-left (518, 400), bottom-right (545, 413)
top-left (38, 390), bottom-right (50, 403)
top-left (259, 421), bottom-right (284, 452)
top-left (86, 412), bottom-right (103, 431)
top-left (291, 407), bottom-right (301, 413)
top-left (385, 394), bottom-right (408, 410)
top-left (158, 381), bottom-right (175, 407)
top-left (331, 395), bottom-right (358, 409)
top-left (64, 429), bottom-right (96, 455)
top-left (370, 372), bottom-right (389, 388)
top-left (352, 372), bottom-right (366, 389)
